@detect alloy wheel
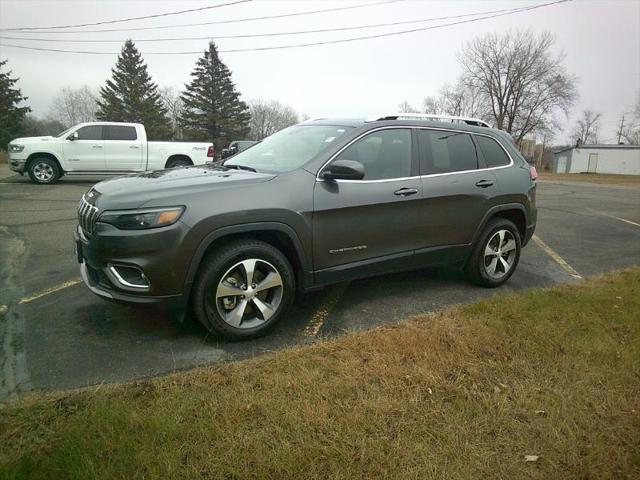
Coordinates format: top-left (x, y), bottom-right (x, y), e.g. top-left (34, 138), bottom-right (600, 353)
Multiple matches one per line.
top-left (213, 258), bottom-right (284, 329)
top-left (33, 162), bottom-right (54, 182)
top-left (483, 229), bottom-right (517, 280)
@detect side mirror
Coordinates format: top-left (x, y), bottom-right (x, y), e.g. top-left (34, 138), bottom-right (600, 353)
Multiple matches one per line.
top-left (321, 160), bottom-right (365, 181)
top-left (68, 131), bottom-right (79, 141)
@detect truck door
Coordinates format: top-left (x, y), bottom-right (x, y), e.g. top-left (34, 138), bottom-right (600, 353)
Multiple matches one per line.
top-left (103, 125), bottom-right (143, 171)
top-left (63, 125), bottom-right (105, 171)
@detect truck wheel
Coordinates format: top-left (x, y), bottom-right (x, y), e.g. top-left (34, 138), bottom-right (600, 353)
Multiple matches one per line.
top-left (28, 157), bottom-right (61, 184)
top-left (165, 157), bottom-right (192, 168)
top-left (191, 240), bottom-right (295, 340)
top-left (465, 218), bottom-right (521, 288)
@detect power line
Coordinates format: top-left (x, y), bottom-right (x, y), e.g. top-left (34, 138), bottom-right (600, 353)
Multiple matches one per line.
top-left (0, 0), bottom-right (572, 55)
top-left (0, 0), bottom-right (252, 32)
top-left (2, 0), bottom-right (405, 34)
top-left (0, 5), bottom-right (532, 43)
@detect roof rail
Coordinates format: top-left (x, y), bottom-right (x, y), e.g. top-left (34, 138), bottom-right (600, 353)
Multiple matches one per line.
top-left (370, 113), bottom-right (492, 128)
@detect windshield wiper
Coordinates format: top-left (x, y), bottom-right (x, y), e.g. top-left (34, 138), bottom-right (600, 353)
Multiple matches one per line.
top-left (224, 164), bottom-right (257, 173)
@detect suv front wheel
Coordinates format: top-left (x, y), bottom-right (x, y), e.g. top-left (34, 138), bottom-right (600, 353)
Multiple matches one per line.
top-left (191, 240), bottom-right (295, 340)
top-left (466, 218), bottom-right (521, 287)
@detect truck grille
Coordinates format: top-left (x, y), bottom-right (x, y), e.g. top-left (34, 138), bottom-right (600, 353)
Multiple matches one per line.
top-left (78, 194), bottom-right (100, 235)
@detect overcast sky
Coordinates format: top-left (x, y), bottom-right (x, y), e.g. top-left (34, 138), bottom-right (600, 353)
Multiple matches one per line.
top-left (1, 0), bottom-right (639, 143)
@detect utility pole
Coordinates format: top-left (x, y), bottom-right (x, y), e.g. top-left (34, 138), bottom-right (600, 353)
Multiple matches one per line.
top-left (616, 115), bottom-right (625, 144)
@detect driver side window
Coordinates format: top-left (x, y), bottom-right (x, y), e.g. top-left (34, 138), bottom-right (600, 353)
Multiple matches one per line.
top-left (74, 125), bottom-right (103, 141)
top-left (335, 128), bottom-right (412, 180)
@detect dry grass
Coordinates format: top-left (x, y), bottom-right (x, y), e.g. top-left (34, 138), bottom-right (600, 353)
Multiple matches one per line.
top-left (1, 269), bottom-right (639, 479)
top-left (539, 172), bottom-right (640, 186)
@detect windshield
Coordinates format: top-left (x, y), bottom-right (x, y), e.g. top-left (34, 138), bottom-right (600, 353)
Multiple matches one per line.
top-left (225, 125), bottom-right (352, 173)
top-left (56, 126), bottom-right (75, 138)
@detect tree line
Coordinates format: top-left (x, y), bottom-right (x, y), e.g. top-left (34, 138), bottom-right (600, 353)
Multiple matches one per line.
top-left (0, 40), bottom-right (301, 150)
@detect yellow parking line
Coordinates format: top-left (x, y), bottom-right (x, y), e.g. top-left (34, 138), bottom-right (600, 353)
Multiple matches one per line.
top-left (18, 279), bottom-right (82, 304)
top-left (532, 235), bottom-right (582, 280)
top-left (304, 282), bottom-right (350, 336)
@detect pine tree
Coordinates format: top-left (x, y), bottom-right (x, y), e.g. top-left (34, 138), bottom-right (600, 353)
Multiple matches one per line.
top-left (0, 60), bottom-right (31, 149)
top-left (96, 40), bottom-right (171, 140)
top-left (180, 42), bottom-right (250, 147)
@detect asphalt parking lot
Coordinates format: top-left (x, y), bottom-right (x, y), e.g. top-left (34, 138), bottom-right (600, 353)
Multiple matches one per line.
top-left (1, 167), bottom-right (639, 400)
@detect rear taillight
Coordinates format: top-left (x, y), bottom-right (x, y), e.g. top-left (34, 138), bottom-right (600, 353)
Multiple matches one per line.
top-left (530, 165), bottom-right (538, 181)
top-left (207, 145), bottom-right (215, 157)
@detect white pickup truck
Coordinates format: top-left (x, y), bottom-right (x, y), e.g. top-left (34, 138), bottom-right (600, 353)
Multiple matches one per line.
top-left (7, 122), bottom-right (215, 184)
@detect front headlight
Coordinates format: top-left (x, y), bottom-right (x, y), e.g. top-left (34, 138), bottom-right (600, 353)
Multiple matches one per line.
top-left (9, 144), bottom-right (24, 153)
top-left (98, 206), bottom-right (185, 230)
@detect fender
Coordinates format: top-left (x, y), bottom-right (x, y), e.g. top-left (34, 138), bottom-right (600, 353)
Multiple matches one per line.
top-left (183, 221), bottom-right (312, 292)
top-left (471, 202), bottom-right (529, 246)
top-left (27, 151), bottom-right (64, 169)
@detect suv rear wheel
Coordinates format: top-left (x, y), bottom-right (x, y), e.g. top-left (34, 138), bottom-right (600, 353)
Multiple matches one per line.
top-left (466, 218), bottom-right (521, 287)
top-left (191, 240), bottom-right (295, 340)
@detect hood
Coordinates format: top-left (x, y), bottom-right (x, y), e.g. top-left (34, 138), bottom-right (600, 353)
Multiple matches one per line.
top-left (11, 136), bottom-right (55, 144)
top-left (92, 164), bottom-right (275, 209)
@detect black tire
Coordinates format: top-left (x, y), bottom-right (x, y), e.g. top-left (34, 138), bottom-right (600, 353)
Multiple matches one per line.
top-left (466, 218), bottom-right (521, 288)
top-left (27, 157), bottom-right (61, 184)
top-left (191, 240), bottom-right (295, 340)
top-left (165, 157), bottom-right (192, 168)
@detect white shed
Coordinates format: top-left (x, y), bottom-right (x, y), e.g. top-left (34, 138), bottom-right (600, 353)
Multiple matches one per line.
top-left (553, 145), bottom-right (640, 175)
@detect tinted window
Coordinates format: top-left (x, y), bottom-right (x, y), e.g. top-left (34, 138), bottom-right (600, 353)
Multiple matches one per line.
top-left (75, 125), bottom-right (103, 141)
top-left (476, 135), bottom-right (510, 167)
top-left (419, 130), bottom-right (477, 175)
top-left (335, 128), bottom-right (411, 180)
top-left (107, 125), bottom-right (137, 141)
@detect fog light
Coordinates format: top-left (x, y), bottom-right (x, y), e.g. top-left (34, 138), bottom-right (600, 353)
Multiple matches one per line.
top-left (105, 264), bottom-right (151, 292)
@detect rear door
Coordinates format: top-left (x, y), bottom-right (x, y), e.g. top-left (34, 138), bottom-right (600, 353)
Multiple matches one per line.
top-left (63, 125), bottom-right (104, 171)
top-left (103, 125), bottom-right (143, 171)
top-left (416, 128), bottom-right (499, 252)
top-left (313, 127), bottom-right (423, 274)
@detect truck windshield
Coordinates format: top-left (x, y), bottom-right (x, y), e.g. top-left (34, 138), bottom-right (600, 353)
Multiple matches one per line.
top-left (224, 125), bottom-right (352, 173)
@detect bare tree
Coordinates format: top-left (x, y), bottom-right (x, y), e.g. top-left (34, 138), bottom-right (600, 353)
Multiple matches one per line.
top-left (49, 86), bottom-right (97, 127)
top-left (159, 86), bottom-right (183, 140)
top-left (423, 81), bottom-right (487, 118)
top-left (571, 110), bottom-right (602, 145)
top-left (398, 100), bottom-right (418, 113)
top-left (248, 98), bottom-right (299, 140)
top-left (620, 92), bottom-right (640, 144)
top-left (458, 30), bottom-right (577, 143)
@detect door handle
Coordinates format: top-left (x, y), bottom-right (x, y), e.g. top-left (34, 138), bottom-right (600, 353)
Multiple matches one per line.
top-left (129, 145), bottom-right (140, 149)
top-left (475, 180), bottom-right (494, 188)
top-left (394, 187), bottom-right (418, 196)
top-left (92, 145), bottom-right (103, 149)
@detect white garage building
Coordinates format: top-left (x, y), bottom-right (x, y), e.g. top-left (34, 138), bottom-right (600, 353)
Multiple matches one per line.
top-left (553, 144), bottom-right (640, 175)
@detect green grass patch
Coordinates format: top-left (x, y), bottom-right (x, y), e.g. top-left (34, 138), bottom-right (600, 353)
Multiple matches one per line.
top-left (1, 269), bottom-right (639, 479)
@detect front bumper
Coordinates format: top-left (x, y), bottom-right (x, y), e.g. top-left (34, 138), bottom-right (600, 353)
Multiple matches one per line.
top-left (74, 223), bottom-right (189, 309)
top-left (9, 157), bottom-right (27, 173)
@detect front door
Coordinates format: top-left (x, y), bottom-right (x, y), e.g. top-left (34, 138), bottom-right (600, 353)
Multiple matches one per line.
top-left (588, 153), bottom-right (598, 173)
top-left (103, 125), bottom-right (143, 171)
top-left (313, 128), bottom-right (423, 280)
top-left (63, 125), bottom-right (105, 171)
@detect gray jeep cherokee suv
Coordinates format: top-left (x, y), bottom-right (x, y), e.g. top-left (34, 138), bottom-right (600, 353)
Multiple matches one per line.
top-left (75, 116), bottom-right (537, 340)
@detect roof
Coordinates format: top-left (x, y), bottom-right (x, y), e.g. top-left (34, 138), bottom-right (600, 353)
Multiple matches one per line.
top-left (555, 144), bottom-right (640, 154)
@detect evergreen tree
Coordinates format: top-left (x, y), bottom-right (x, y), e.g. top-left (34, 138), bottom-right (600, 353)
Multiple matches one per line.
top-left (96, 40), bottom-right (171, 140)
top-left (180, 42), bottom-right (250, 146)
top-left (0, 60), bottom-right (30, 149)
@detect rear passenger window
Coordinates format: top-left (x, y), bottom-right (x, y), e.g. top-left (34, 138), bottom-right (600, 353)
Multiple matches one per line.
top-left (107, 126), bottom-right (137, 141)
top-left (419, 130), bottom-right (478, 175)
top-left (75, 125), bottom-right (103, 141)
top-left (335, 128), bottom-right (411, 180)
top-left (476, 135), bottom-right (511, 167)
